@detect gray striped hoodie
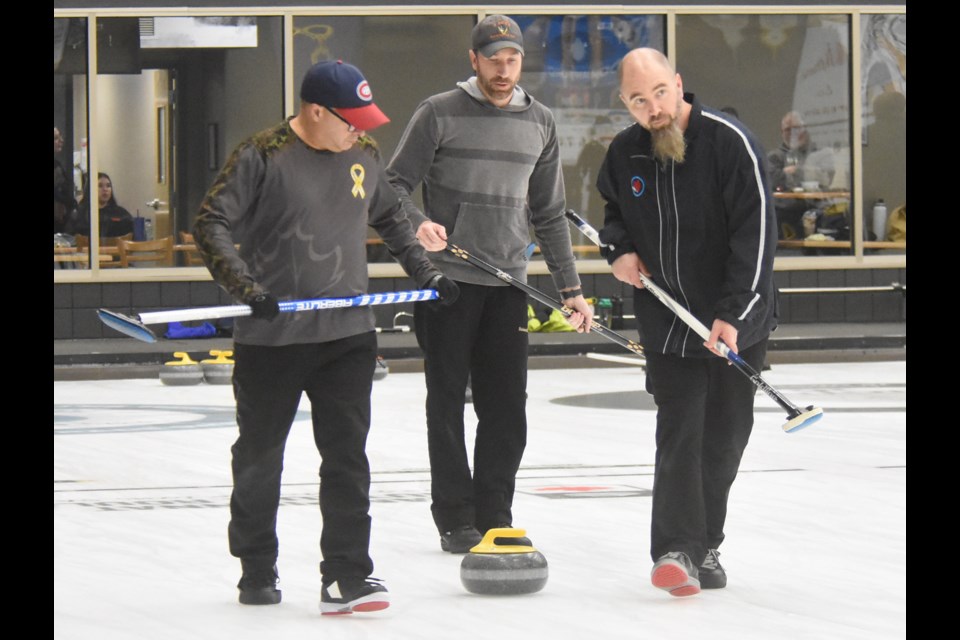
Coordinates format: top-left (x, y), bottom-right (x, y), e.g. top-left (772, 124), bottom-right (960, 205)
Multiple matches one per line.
top-left (386, 78), bottom-right (580, 292)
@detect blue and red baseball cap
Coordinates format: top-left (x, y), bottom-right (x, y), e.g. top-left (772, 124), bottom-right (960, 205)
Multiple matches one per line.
top-left (300, 60), bottom-right (390, 131)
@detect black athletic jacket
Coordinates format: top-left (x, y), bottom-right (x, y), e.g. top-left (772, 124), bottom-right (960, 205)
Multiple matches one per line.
top-left (596, 93), bottom-right (778, 358)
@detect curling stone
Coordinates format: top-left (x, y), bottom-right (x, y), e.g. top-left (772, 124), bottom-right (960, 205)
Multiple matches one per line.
top-left (201, 350), bottom-right (235, 385)
top-left (373, 356), bottom-right (389, 381)
top-left (159, 352), bottom-right (204, 386)
top-left (460, 527), bottom-right (548, 595)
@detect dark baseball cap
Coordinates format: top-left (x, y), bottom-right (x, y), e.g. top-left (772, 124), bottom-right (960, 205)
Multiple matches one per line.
top-left (299, 60), bottom-right (390, 131)
top-left (471, 15), bottom-right (524, 58)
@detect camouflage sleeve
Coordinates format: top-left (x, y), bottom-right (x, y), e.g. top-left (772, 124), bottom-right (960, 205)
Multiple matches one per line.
top-left (192, 142), bottom-right (266, 303)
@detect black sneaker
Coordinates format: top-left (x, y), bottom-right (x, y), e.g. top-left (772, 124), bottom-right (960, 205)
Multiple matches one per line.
top-left (651, 552), bottom-right (700, 597)
top-left (700, 549), bottom-right (727, 589)
top-left (237, 564), bottom-right (281, 605)
top-left (440, 525), bottom-right (483, 553)
top-left (320, 577), bottom-right (390, 615)
top-left (488, 524), bottom-right (533, 547)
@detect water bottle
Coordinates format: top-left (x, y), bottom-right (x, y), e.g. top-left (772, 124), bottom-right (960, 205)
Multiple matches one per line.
top-left (871, 199), bottom-right (888, 242)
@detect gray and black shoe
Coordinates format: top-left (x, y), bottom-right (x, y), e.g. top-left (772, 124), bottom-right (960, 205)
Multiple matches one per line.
top-left (699, 549), bottom-right (727, 589)
top-left (651, 551), bottom-right (701, 597)
top-left (440, 525), bottom-right (483, 553)
top-left (237, 564), bottom-right (281, 605)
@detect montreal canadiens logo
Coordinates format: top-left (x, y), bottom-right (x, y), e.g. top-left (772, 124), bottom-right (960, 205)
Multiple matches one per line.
top-left (631, 176), bottom-right (645, 197)
top-left (356, 80), bottom-right (372, 102)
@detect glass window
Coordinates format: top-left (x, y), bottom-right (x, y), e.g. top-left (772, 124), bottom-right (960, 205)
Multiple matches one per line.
top-left (54, 8), bottom-right (903, 276)
top-left (293, 14), bottom-right (475, 263)
top-left (513, 15), bottom-right (665, 256)
top-left (291, 14), bottom-right (663, 262)
top-left (54, 17), bottom-right (89, 269)
top-left (861, 14), bottom-right (905, 252)
top-left (677, 14), bottom-right (853, 256)
top-left (89, 16), bottom-right (283, 268)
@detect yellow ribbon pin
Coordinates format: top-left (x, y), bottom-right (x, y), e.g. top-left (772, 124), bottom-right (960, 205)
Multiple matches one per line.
top-left (350, 164), bottom-right (365, 199)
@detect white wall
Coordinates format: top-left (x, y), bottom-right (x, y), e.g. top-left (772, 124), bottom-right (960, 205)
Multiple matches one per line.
top-left (95, 71), bottom-right (164, 221)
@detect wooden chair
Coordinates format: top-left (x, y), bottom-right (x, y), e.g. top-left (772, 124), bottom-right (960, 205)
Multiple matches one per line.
top-left (103, 233), bottom-right (134, 247)
top-left (117, 236), bottom-right (174, 268)
top-left (179, 231), bottom-right (205, 267)
top-left (75, 233), bottom-right (133, 249)
top-left (74, 233), bottom-right (133, 267)
top-left (102, 233), bottom-right (135, 268)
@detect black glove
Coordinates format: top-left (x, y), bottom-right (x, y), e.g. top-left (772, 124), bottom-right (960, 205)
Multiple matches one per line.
top-left (246, 292), bottom-right (280, 320)
top-left (431, 275), bottom-right (460, 307)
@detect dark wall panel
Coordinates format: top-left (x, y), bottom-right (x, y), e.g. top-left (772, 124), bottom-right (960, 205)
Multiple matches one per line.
top-left (54, 268), bottom-right (906, 340)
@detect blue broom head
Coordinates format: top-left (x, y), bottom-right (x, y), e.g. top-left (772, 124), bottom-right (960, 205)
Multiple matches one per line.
top-left (97, 308), bottom-right (158, 343)
top-left (782, 406), bottom-right (824, 433)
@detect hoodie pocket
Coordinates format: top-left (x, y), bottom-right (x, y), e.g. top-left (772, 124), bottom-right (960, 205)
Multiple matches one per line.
top-left (448, 202), bottom-right (529, 270)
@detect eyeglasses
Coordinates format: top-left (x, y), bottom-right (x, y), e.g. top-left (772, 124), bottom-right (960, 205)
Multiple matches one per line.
top-left (326, 107), bottom-right (357, 132)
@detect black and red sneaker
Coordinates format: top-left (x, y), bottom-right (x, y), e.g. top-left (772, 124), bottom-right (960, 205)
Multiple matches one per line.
top-left (320, 577), bottom-right (389, 615)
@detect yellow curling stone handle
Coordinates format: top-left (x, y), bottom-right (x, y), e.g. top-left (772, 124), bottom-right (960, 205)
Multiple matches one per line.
top-left (469, 528), bottom-right (536, 554)
top-left (165, 352), bottom-right (199, 366)
top-left (202, 349), bottom-right (234, 364)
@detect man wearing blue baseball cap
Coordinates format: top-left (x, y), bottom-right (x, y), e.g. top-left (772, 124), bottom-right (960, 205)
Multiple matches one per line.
top-left (194, 60), bottom-right (458, 613)
top-left (298, 58), bottom-right (390, 137)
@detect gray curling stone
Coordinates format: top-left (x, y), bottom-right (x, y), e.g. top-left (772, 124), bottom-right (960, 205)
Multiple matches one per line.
top-left (159, 352), bottom-right (204, 386)
top-left (201, 350), bottom-right (234, 385)
top-left (460, 527), bottom-right (548, 595)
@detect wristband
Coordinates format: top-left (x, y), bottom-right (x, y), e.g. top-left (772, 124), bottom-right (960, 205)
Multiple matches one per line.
top-left (561, 287), bottom-right (582, 299)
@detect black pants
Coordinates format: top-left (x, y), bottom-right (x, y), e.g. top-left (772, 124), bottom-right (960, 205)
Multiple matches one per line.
top-left (414, 283), bottom-right (528, 533)
top-left (227, 332), bottom-right (377, 582)
top-left (644, 339), bottom-right (768, 567)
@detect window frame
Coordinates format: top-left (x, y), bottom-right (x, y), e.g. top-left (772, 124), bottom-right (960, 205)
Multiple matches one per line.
top-left (53, 4), bottom-right (906, 285)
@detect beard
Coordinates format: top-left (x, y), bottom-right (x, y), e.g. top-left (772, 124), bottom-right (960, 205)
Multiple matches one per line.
top-left (646, 93), bottom-right (686, 164)
top-left (650, 120), bottom-right (686, 164)
top-left (478, 72), bottom-right (518, 104)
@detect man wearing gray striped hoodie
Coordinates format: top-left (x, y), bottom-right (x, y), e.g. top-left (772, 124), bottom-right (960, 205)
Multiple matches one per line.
top-left (387, 15), bottom-right (593, 554)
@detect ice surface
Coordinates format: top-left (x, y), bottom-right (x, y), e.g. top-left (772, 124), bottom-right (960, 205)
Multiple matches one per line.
top-left (54, 361), bottom-right (906, 640)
